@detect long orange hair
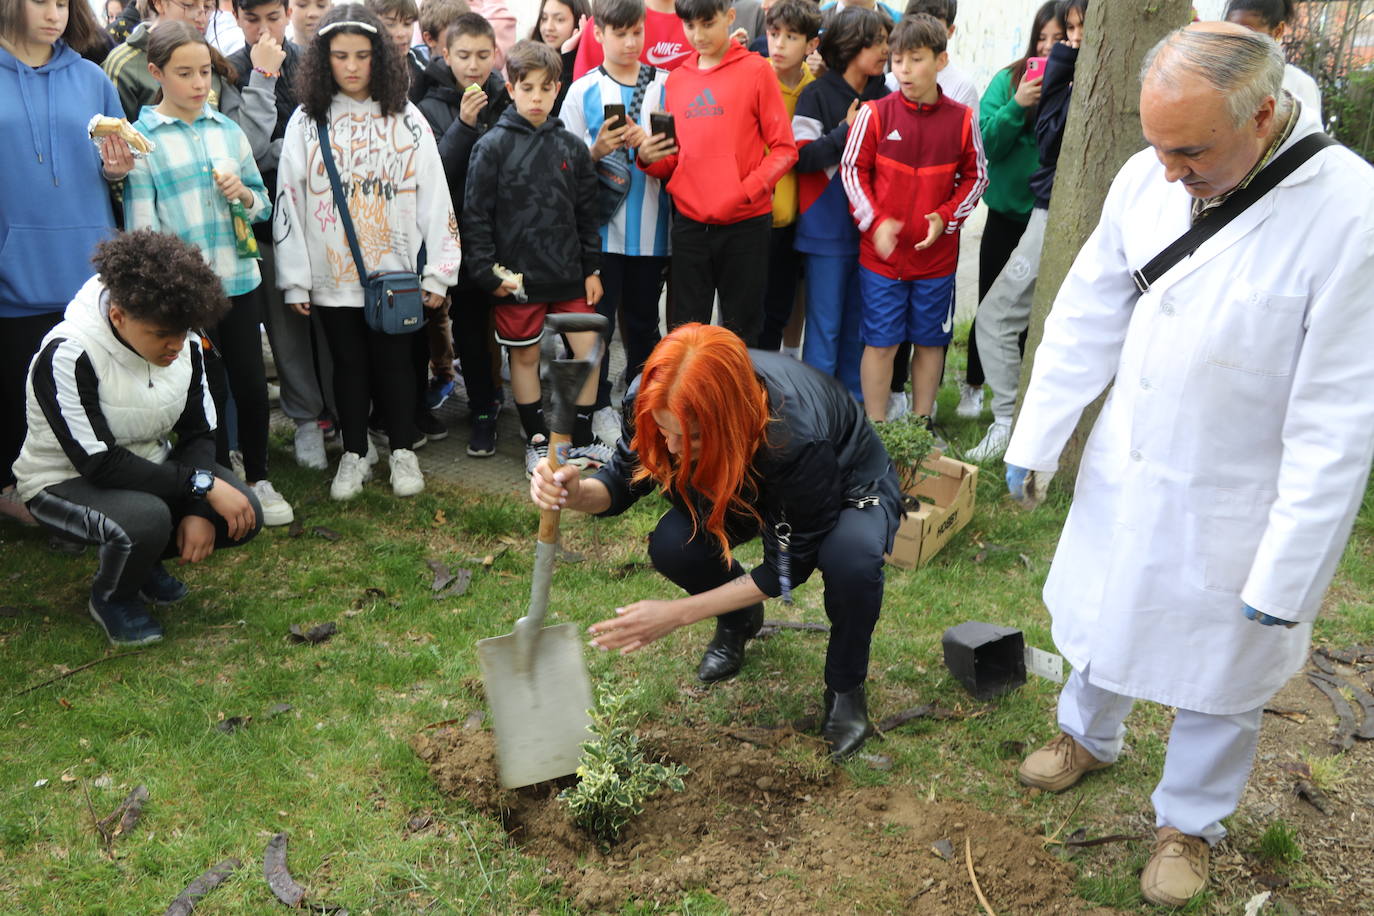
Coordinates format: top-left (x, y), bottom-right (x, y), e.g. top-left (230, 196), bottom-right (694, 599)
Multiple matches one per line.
top-left (631, 324), bottom-right (771, 565)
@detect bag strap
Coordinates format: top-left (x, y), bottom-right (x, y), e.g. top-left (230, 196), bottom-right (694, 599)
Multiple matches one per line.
top-left (1132, 132), bottom-right (1338, 293)
top-left (622, 64), bottom-right (655, 164)
top-left (315, 116), bottom-right (370, 282)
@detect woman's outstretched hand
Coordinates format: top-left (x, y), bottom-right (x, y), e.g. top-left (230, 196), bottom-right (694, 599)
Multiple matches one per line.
top-left (588, 599), bottom-right (685, 654)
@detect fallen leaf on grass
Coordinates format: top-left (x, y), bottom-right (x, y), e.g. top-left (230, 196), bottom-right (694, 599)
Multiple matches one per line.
top-left (930, 838), bottom-right (955, 860)
top-left (263, 833), bottom-right (305, 907)
top-left (1243, 891), bottom-right (1272, 916)
top-left (266, 703), bottom-right (293, 718)
top-left (462, 710), bottom-right (485, 730)
top-left (58, 698), bottom-right (73, 710)
top-left (860, 752), bottom-right (893, 771)
top-left (433, 509), bottom-right (447, 526)
top-left (288, 622), bottom-right (337, 644)
top-left (97, 784), bottom-right (148, 838)
top-left (1255, 872), bottom-right (1291, 889)
top-left (1263, 707), bottom-right (1309, 724)
top-left (497, 535), bottom-right (521, 547)
top-left (287, 520), bottom-right (304, 539)
top-left (1294, 779), bottom-right (1331, 814)
top-left (163, 858), bottom-right (240, 916)
top-left (610, 562), bottom-right (650, 579)
top-left (426, 559), bottom-right (454, 592)
top-left (432, 568), bottom-right (472, 600)
top-left (216, 716), bottom-right (250, 734)
top-left (403, 814), bottom-right (434, 838)
top-left (311, 526), bottom-right (341, 542)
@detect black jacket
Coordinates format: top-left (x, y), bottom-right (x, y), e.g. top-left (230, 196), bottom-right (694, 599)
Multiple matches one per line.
top-left (591, 351), bottom-right (903, 598)
top-left (406, 46), bottom-right (430, 104)
top-left (462, 107), bottom-right (601, 302)
top-left (1028, 40), bottom-right (1078, 209)
top-left (794, 69), bottom-right (890, 174)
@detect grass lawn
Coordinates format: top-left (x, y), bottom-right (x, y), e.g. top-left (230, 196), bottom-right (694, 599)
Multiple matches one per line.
top-left (2, 369), bottom-right (1373, 914)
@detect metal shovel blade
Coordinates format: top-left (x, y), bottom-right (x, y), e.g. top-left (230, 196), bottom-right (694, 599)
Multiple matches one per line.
top-left (477, 620), bottom-right (594, 789)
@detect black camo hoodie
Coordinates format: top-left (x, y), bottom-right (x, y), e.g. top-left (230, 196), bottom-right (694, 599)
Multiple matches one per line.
top-left (461, 107), bottom-right (600, 303)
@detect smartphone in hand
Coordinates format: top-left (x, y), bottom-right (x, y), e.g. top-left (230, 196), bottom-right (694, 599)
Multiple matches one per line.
top-left (1025, 56), bottom-right (1047, 80)
top-left (603, 103), bottom-right (626, 131)
top-left (649, 111), bottom-right (675, 144)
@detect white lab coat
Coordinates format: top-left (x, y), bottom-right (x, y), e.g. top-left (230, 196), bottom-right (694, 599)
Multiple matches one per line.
top-left (1005, 106), bottom-right (1374, 715)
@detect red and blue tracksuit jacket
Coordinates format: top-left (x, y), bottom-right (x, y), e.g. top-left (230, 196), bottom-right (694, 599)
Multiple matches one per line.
top-left (840, 88), bottom-right (987, 280)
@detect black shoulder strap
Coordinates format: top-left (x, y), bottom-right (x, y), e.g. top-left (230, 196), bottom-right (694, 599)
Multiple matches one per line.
top-left (623, 64), bottom-right (655, 163)
top-left (1132, 132), bottom-right (1338, 293)
top-left (315, 116), bottom-right (370, 282)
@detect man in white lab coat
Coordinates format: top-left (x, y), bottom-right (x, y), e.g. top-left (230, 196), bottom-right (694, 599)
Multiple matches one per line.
top-left (1003, 22), bottom-right (1374, 909)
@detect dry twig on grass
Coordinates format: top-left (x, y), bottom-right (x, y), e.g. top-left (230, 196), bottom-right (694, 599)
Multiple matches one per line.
top-left (14, 650), bottom-right (147, 696)
top-left (163, 859), bottom-right (240, 915)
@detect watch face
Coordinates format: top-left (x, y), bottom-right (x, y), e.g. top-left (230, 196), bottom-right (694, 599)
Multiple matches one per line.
top-left (192, 470), bottom-right (214, 492)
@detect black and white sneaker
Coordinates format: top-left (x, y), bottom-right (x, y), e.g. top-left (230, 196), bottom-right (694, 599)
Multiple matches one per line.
top-left (524, 434), bottom-right (549, 478)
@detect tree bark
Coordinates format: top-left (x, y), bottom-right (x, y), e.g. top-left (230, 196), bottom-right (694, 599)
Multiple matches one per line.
top-left (1015, 0), bottom-right (1194, 485)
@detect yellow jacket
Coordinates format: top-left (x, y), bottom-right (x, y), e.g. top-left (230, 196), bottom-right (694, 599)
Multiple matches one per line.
top-left (772, 64), bottom-right (815, 228)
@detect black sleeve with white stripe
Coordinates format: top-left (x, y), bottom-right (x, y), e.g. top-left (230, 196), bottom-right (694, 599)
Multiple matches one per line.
top-left (30, 337), bottom-right (193, 502)
top-left (168, 341), bottom-right (217, 470)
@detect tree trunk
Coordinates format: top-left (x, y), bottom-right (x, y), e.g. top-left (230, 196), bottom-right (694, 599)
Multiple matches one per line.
top-left (1015, 0), bottom-right (1194, 485)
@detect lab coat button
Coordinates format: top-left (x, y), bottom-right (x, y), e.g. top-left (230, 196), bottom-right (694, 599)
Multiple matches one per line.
top-left (1140, 378), bottom-right (1151, 390)
top-left (1130, 449), bottom-right (1143, 462)
top-left (1161, 301), bottom-right (1175, 316)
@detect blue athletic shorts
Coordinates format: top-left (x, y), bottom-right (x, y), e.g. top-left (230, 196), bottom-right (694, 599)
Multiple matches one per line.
top-left (858, 268), bottom-right (957, 348)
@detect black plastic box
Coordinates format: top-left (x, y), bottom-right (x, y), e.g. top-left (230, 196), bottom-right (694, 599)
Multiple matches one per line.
top-left (941, 622), bottom-right (1027, 700)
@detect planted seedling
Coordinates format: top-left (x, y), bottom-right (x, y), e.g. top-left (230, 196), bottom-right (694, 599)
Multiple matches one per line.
top-left (558, 684), bottom-right (688, 846)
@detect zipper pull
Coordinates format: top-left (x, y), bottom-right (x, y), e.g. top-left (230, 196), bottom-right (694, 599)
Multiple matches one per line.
top-left (775, 520), bottom-right (793, 605)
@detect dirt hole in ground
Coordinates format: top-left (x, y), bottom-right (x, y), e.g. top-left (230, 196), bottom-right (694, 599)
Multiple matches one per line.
top-left (412, 724), bottom-right (1118, 914)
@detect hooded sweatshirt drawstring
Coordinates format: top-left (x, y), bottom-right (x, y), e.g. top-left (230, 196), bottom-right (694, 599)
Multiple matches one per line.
top-left (13, 51), bottom-right (61, 186)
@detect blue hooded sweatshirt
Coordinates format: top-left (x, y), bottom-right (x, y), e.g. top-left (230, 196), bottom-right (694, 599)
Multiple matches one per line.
top-left (0, 41), bottom-right (122, 319)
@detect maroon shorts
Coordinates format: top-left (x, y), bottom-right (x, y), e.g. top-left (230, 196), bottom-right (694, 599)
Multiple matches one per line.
top-left (493, 298), bottom-right (594, 347)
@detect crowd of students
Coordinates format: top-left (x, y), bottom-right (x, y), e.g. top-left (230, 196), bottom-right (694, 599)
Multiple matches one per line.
top-left (0, 0), bottom-right (1325, 646)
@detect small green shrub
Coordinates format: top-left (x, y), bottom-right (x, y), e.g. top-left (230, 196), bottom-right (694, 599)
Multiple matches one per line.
top-left (558, 684), bottom-right (689, 845)
top-left (1258, 820), bottom-right (1304, 865)
top-left (871, 413), bottom-right (937, 495)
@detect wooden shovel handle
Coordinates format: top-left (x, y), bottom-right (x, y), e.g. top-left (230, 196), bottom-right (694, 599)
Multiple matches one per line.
top-left (538, 430), bottom-right (571, 544)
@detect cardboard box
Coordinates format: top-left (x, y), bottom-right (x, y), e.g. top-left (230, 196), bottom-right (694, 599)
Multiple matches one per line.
top-left (885, 454), bottom-right (978, 569)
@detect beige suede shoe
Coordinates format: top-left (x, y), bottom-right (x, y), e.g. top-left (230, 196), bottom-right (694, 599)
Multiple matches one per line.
top-left (1017, 732), bottom-right (1112, 792)
top-left (1140, 827), bottom-right (1209, 907)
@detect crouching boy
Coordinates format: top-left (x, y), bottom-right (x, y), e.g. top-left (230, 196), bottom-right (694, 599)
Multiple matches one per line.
top-left (14, 231), bottom-right (262, 647)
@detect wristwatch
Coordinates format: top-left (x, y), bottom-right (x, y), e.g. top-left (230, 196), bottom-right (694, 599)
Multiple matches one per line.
top-left (188, 468), bottom-right (215, 499)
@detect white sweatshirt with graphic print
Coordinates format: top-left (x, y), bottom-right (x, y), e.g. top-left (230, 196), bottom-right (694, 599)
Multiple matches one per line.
top-left (273, 94), bottom-right (461, 307)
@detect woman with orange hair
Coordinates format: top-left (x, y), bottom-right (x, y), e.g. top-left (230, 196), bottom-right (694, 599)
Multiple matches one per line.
top-left (530, 323), bottom-right (903, 758)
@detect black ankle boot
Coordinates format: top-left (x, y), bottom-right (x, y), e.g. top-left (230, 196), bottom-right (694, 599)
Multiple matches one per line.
top-left (697, 604), bottom-right (764, 683)
top-left (821, 683), bottom-right (874, 760)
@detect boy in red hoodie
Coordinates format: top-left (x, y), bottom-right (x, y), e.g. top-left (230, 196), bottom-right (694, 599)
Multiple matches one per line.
top-left (840, 13), bottom-right (985, 425)
top-left (638, 0), bottom-right (797, 346)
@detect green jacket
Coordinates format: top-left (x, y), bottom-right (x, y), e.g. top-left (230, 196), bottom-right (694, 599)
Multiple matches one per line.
top-left (978, 66), bottom-right (1038, 219)
top-left (103, 23), bottom-right (230, 122)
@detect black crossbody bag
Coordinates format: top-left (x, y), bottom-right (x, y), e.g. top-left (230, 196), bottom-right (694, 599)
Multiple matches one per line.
top-left (316, 116), bottom-right (426, 335)
top-left (1131, 132), bottom-right (1337, 293)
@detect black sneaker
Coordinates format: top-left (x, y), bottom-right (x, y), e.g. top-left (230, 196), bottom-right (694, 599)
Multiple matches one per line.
top-left (88, 594), bottom-right (163, 646)
top-left (467, 412), bottom-right (498, 457)
top-left (139, 562), bottom-right (189, 605)
top-left (416, 410), bottom-right (448, 444)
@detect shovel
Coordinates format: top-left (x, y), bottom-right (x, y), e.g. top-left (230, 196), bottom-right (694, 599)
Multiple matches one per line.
top-left (478, 312), bottom-right (609, 789)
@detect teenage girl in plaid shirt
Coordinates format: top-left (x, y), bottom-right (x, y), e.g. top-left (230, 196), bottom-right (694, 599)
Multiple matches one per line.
top-left (124, 21), bottom-right (295, 528)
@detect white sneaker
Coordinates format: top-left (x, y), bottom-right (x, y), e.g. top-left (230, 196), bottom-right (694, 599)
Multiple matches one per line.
top-left (886, 391), bottom-right (910, 421)
top-left (591, 405), bottom-right (622, 446)
top-left (956, 381), bottom-right (984, 419)
top-left (294, 422), bottom-right (327, 470)
top-left (330, 451), bottom-right (373, 500)
top-left (524, 434), bottom-right (549, 479)
top-left (389, 448), bottom-right (424, 497)
top-left (965, 419), bottom-right (1013, 463)
top-left (251, 479), bottom-right (295, 526)
top-left (568, 441), bottom-right (614, 470)
top-left (365, 438), bottom-right (379, 465)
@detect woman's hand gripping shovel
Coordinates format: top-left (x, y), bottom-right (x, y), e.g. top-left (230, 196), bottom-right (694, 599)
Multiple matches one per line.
top-left (477, 312), bottom-right (609, 789)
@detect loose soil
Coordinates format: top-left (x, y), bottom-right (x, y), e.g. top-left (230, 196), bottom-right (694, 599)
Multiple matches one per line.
top-left (413, 723), bottom-right (1122, 914)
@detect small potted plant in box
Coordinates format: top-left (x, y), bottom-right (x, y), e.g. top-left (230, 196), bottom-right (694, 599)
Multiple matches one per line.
top-left (871, 413), bottom-right (938, 510)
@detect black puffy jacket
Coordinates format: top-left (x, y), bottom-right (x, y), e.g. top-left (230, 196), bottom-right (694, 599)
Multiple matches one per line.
top-left (591, 350), bottom-right (904, 597)
top-left (461, 107), bottom-right (600, 302)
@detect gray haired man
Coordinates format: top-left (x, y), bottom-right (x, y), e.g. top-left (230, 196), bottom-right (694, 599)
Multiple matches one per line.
top-left (1005, 22), bottom-right (1374, 907)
